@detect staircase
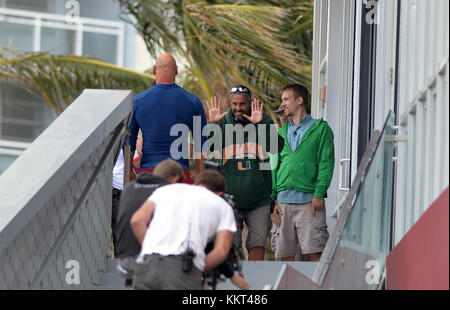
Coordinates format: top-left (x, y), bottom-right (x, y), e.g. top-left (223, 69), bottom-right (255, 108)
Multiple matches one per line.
top-left (93, 259), bottom-right (317, 290)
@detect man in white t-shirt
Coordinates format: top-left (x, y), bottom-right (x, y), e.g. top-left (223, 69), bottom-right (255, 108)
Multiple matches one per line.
top-left (130, 169), bottom-right (236, 290)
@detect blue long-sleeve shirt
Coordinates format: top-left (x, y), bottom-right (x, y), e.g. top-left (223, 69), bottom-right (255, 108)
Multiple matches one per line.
top-left (127, 83), bottom-right (207, 170)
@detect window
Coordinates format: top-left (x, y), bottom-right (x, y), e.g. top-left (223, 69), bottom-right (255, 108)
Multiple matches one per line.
top-left (5, 0), bottom-right (51, 12)
top-left (0, 81), bottom-right (53, 143)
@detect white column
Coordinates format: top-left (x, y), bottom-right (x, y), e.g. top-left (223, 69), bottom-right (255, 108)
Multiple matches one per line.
top-left (33, 16), bottom-right (42, 52)
top-left (116, 24), bottom-right (124, 67)
top-left (413, 101), bottom-right (424, 223)
top-left (75, 22), bottom-right (83, 56)
top-left (404, 113), bottom-right (416, 234)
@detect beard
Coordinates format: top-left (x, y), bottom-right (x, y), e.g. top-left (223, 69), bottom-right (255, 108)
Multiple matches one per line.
top-left (233, 114), bottom-right (250, 126)
top-left (232, 110), bottom-right (251, 125)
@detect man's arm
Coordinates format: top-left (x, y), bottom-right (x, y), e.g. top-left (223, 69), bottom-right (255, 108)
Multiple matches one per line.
top-left (314, 126), bottom-right (335, 199)
top-left (192, 154), bottom-right (205, 182)
top-left (130, 200), bottom-right (155, 244)
top-left (230, 273), bottom-right (249, 290)
top-left (126, 104), bottom-right (140, 181)
top-left (133, 138), bottom-right (143, 170)
top-left (270, 136), bottom-right (284, 201)
top-left (190, 98), bottom-right (210, 182)
top-left (129, 152), bottom-right (137, 181)
top-left (204, 230), bottom-right (233, 271)
top-left (312, 126), bottom-right (335, 216)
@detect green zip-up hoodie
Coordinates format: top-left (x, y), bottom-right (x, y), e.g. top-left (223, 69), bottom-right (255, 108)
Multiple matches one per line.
top-left (271, 118), bottom-right (335, 200)
top-left (213, 108), bottom-right (277, 211)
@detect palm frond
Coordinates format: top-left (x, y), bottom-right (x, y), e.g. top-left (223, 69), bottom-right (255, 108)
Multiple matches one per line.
top-left (0, 50), bottom-right (155, 115)
top-left (119, 0), bottom-right (313, 115)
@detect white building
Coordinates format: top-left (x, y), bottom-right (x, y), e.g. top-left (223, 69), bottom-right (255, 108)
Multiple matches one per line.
top-left (0, 0), bottom-right (151, 173)
top-left (311, 0), bottom-right (448, 288)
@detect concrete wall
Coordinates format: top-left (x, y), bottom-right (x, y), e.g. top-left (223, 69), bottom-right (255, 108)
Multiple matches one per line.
top-left (0, 89), bottom-right (132, 289)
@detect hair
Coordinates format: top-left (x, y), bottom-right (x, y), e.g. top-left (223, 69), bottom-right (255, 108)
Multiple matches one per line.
top-left (153, 159), bottom-right (185, 182)
top-left (194, 169), bottom-right (226, 193)
top-left (230, 85), bottom-right (252, 104)
top-left (282, 84), bottom-right (311, 114)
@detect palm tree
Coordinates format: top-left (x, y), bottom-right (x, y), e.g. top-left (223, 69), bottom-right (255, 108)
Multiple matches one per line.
top-left (119, 0), bottom-right (313, 115)
top-left (1, 1), bottom-right (313, 119)
top-left (0, 50), bottom-right (155, 115)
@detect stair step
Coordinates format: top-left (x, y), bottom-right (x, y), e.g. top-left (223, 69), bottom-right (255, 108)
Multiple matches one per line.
top-left (99, 272), bottom-right (127, 287)
top-left (215, 261), bottom-right (317, 290)
top-left (92, 285), bottom-right (133, 290)
top-left (105, 259), bottom-right (118, 273)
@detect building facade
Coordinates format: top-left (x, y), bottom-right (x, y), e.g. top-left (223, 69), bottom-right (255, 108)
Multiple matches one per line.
top-left (0, 0), bottom-right (144, 173)
top-left (311, 0), bottom-right (448, 288)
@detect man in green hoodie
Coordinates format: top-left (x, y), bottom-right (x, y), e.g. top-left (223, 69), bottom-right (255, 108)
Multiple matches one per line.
top-left (207, 86), bottom-right (278, 260)
top-left (271, 84), bottom-right (335, 262)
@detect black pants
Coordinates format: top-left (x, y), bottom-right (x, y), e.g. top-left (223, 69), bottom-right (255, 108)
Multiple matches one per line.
top-left (112, 188), bottom-right (122, 256)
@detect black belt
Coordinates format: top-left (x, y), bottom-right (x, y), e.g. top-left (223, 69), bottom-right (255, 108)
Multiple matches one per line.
top-left (143, 254), bottom-right (183, 262)
top-left (113, 188), bottom-right (122, 196)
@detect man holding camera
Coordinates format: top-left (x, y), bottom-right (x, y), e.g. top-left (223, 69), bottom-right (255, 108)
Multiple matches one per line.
top-left (130, 169), bottom-right (236, 290)
top-left (115, 159), bottom-right (185, 286)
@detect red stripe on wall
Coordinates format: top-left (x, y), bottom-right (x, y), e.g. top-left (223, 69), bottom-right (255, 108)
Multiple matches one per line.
top-left (386, 187), bottom-right (449, 290)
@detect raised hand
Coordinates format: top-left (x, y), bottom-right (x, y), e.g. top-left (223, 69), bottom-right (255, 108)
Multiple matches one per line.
top-left (243, 99), bottom-right (263, 124)
top-left (207, 96), bottom-right (228, 123)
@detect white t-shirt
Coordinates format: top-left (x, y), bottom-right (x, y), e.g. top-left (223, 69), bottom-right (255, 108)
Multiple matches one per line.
top-left (112, 150), bottom-right (139, 190)
top-left (139, 183), bottom-right (237, 271)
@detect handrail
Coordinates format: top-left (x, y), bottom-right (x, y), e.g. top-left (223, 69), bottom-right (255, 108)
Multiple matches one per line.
top-left (312, 111), bottom-right (395, 287)
top-left (312, 130), bottom-right (381, 285)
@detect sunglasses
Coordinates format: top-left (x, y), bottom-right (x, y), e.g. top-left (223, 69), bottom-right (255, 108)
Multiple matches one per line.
top-left (230, 87), bottom-right (250, 94)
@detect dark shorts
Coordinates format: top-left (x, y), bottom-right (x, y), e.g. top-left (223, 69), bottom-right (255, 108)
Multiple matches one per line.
top-left (233, 205), bottom-right (271, 253)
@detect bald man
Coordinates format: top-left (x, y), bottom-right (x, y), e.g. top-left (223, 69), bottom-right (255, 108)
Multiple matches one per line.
top-left (127, 53), bottom-right (207, 183)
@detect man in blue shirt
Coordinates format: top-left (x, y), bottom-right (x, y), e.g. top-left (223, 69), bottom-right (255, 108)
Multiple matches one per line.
top-left (127, 53), bottom-right (207, 183)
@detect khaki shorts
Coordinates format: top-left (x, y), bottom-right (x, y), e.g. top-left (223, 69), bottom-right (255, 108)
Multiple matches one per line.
top-left (273, 201), bottom-right (329, 258)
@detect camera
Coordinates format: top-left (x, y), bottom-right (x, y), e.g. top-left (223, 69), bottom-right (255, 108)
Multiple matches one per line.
top-left (221, 193), bottom-right (235, 209)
